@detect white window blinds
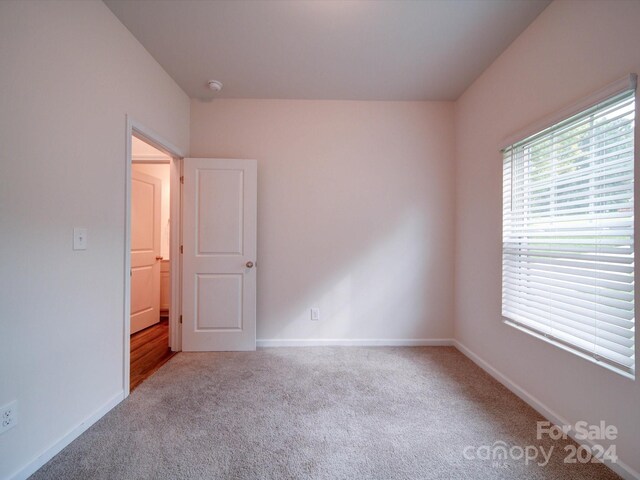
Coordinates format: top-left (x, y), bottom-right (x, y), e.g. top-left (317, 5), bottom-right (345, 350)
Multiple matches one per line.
top-left (502, 81), bottom-right (636, 376)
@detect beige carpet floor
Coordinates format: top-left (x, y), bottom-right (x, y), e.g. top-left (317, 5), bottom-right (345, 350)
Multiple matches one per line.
top-left (31, 347), bottom-right (619, 479)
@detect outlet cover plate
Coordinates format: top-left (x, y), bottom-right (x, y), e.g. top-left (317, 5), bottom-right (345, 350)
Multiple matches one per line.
top-left (0, 400), bottom-right (18, 434)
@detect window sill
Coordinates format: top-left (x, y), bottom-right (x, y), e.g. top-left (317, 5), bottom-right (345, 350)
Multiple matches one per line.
top-left (502, 318), bottom-right (635, 381)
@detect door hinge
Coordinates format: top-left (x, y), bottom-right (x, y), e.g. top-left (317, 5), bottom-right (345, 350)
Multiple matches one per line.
top-left (180, 175), bottom-right (184, 184)
top-left (179, 315), bottom-right (183, 324)
top-left (180, 245), bottom-right (183, 254)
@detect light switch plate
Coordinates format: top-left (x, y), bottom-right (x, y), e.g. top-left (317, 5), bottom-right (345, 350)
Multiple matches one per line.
top-left (311, 307), bottom-right (320, 321)
top-left (73, 227), bottom-right (87, 250)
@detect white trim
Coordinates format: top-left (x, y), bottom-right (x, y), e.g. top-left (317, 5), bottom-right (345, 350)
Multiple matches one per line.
top-left (453, 340), bottom-right (639, 480)
top-left (128, 120), bottom-right (186, 159)
top-left (8, 391), bottom-right (124, 480)
top-left (132, 155), bottom-right (171, 163)
top-left (123, 123), bottom-right (132, 397)
top-left (169, 158), bottom-right (182, 351)
top-left (124, 116), bottom-right (185, 398)
top-left (500, 74), bottom-right (637, 151)
top-left (257, 338), bottom-right (454, 348)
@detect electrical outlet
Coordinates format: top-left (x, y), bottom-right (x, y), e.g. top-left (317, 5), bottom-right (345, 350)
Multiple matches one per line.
top-left (311, 307), bottom-right (320, 321)
top-left (0, 401), bottom-right (17, 434)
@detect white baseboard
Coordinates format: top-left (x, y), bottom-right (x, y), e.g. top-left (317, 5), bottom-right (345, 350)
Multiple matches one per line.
top-left (453, 340), bottom-right (639, 480)
top-left (257, 338), bottom-right (454, 347)
top-left (8, 391), bottom-right (125, 480)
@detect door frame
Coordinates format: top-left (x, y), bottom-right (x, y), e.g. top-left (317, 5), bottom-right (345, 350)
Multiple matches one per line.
top-left (124, 116), bottom-right (185, 397)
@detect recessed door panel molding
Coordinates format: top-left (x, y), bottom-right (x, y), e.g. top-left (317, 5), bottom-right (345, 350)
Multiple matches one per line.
top-left (197, 169), bottom-right (244, 255)
top-left (131, 179), bottom-right (156, 252)
top-left (183, 158), bottom-right (257, 351)
top-left (130, 169), bottom-right (162, 334)
top-left (196, 274), bottom-right (243, 331)
top-left (131, 266), bottom-right (153, 315)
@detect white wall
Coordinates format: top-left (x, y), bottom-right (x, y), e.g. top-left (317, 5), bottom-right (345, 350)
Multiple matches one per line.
top-left (454, 0), bottom-right (640, 475)
top-left (7, 0), bottom-right (638, 477)
top-left (191, 100), bottom-right (455, 343)
top-left (132, 163), bottom-right (172, 260)
top-left (0, 1), bottom-right (189, 478)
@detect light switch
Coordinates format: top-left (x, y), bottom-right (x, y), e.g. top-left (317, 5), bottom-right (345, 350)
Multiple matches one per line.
top-left (73, 227), bottom-right (88, 250)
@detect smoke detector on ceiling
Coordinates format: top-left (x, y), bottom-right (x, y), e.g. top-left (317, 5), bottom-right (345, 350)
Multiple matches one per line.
top-left (208, 80), bottom-right (223, 92)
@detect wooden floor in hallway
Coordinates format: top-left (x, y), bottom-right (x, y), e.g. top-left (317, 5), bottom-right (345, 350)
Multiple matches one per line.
top-left (130, 317), bottom-right (177, 392)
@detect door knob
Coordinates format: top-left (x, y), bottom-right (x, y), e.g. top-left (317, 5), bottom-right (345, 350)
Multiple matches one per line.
top-left (156, 256), bottom-right (163, 261)
top-left (246, 261), bottom-right (254, 268)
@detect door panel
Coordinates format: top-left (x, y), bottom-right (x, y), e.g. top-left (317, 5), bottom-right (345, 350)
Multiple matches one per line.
top-left (131, 180), bottom-right (155, 250)
top-left (197, 169), bottom-right (244, 254)
top-left (196, 274), bottom-right (243, 330)
top-left (131, 266), bottom-right (153, 315)
top-left (130, 169), bottom-right (161, 334)
top-left (182, 158), bottom-right (257, 351)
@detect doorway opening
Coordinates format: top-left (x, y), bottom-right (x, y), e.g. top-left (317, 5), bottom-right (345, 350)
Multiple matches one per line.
top-left (124, 119), bottom-right (184, 396)
top-left (130, 138), bottom-right (174, 390)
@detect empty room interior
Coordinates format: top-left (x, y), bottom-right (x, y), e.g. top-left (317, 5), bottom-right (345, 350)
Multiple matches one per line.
top-left (1, 1), bottom-right (639, 479)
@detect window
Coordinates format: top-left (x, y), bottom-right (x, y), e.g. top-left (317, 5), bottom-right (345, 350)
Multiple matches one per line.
top-left (502, 76), bottom-right (636, 376)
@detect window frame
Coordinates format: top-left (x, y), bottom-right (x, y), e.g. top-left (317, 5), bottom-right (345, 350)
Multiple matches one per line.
top-left (500, 75), bottom-right (638, 379)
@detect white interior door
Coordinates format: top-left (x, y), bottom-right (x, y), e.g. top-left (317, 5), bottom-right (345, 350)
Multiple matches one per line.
top-left (182, 158), bottom-right (257, 351)
top-left (130, 169), bottom-right (162, 334)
